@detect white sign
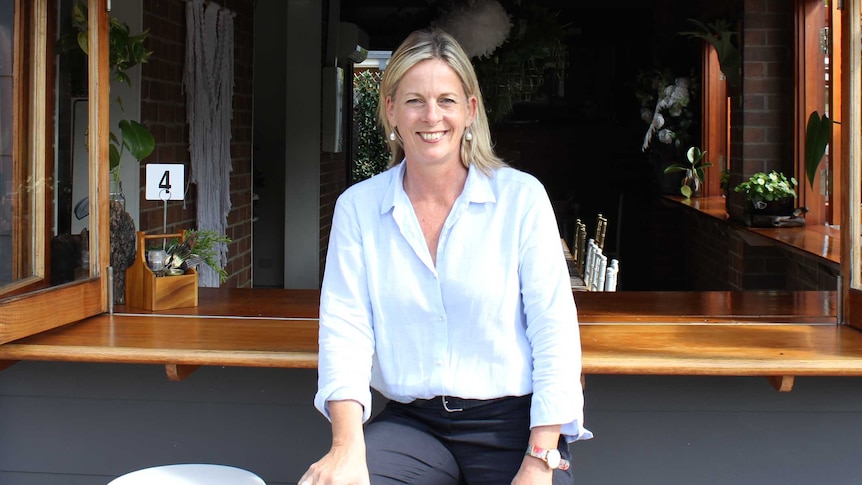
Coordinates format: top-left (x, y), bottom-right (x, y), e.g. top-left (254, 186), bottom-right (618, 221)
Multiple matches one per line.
top-left (145, 164), bottom-right (185, 201)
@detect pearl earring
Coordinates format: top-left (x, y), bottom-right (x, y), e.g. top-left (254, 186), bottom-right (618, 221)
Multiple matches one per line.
top-left (465, 128), bottom-right (473, 141)
top-left (389, 130), bottom-right (396, 141)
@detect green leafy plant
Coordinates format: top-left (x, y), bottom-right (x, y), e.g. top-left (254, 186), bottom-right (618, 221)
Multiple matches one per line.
top-left (65, 0), bottom-right (155, 183)
top-left (664, 146), bottom-right (712, 180)
top-left (161, 229), bottom-right (232, 283)
top-left (352, 70), bottom-right (389, 182)
top-left (719, 169), bottom-right (731, 195)
top-left (734, 170), bottom-right (798, 202)
top-left (663, 146), bottom-right (712, 198)
top-left (680, 18), bottom-right (740, 89)
top-left (804, 110), bottom-right (836, 189)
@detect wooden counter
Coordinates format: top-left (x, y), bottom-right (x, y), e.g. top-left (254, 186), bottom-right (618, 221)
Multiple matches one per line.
top-left (667, 196), bottom-right (841, 265)
top-left (2, 288), bottom-right (860, 390)
top-left (120, 287), bottom-right (322, 318)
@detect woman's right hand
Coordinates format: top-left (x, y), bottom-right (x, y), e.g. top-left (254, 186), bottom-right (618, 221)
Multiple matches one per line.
top-left (299, 399), bottom-right (370, 485)
top-left (299, 440), bottom-right (370, 485)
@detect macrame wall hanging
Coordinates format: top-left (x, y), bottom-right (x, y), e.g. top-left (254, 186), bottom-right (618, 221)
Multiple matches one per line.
top-left (183, 0), bottom-right (235, 287)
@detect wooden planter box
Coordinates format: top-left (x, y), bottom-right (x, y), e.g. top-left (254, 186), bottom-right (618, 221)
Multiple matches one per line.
top-left (125, 232), bottom-right (198, 311)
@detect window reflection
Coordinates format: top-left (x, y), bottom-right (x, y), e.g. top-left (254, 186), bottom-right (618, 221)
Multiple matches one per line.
top-left (52, 0), bottom-right (91, 286)
top-left (0, 0), bottom-right (91, 296)
top-left (0, 0), bottom-right (15, 285)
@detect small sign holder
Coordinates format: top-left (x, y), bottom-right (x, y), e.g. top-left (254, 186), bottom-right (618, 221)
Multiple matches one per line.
top-left (146, 164), bottom-right (185, 247)
top-left (127, 164), bottom-right (197, 310)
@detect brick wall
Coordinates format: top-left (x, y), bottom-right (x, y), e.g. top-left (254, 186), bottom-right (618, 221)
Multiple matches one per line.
top-left (140, 0), bottom-right (193, 236)
top-left (318, 37), bottom-right (351, 282)
top-left (667, 201), bottom-right (837, 291)
top-left (320, 152), bottom-right (346, 282)
top-left (141, 0), bottom-right (254, 287)
top-left (781, 246), bottom-right (840, 290)
top-left (727, 0), bottom-right (796, 223)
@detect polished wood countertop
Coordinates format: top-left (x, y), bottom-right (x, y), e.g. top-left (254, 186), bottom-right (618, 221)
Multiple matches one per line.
top-left (3, 288), bottom-right (861, 386)
top-left (118, 287), bottom-right (322, 319)
top-left (666, 196), bottom-right (841, 265)
top-left (120, 287), bottom-right (837, 323)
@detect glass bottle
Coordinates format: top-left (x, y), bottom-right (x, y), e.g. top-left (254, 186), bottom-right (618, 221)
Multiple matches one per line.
top-left (681, 169), bottom-right (702, 198)
top-left (109, 178), bottom-right (126, 210)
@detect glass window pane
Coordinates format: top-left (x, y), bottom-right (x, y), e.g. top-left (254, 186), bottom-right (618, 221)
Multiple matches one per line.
top-left (0, 0), bottom-right (12, 285)
top-left (0, 0), bottom-right (92, 296)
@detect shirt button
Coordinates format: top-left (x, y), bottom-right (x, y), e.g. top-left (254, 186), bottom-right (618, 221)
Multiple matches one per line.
top-left (436, 360), bottom-right (443, 367)
top-left (438, 315), bottom-right (444, 322)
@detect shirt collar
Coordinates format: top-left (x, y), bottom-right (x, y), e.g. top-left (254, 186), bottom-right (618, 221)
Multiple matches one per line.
top-left (380, 160), bottom-right (496, 214)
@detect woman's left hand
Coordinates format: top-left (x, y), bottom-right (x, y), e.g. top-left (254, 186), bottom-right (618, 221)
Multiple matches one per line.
top-left (511, 456), bottom-right (554, 485)
top-left (515, 426), bottom-right (561, 484)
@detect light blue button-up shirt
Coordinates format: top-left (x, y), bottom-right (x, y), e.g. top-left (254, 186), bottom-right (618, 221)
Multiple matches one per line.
top-left (315, 161), bottom-right (590, 442)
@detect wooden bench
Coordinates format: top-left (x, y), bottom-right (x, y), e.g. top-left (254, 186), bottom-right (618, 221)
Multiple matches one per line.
top-left (0, 288), bottom-right (859, 392)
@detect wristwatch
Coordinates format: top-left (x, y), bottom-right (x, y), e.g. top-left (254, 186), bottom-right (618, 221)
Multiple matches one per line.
top-left (525, 444), bottom-right (570, 471)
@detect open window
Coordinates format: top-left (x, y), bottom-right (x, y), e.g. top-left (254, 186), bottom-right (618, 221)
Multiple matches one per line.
top-left (0, 0), bottom-right (109, 344)
top-left (700, 40), bottom-right (729, 197)
top-left (843, 0), bottom-right (862, 328)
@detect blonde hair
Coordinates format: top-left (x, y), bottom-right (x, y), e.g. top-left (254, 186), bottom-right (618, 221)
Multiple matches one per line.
top-left (378, 29), bottom-right (505, 174)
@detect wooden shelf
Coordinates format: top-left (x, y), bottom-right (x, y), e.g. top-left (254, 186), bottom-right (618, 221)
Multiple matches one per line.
top-left (574, 290), bottom-right (836, 323)
top-left (117, 287), bottom-right (321, 318)
top-left (1, 289), bottom-right (858, 389)
top-left (581, 324), bottom-right (862, 376)
top-left (665, 196), bottom-right (841, 265)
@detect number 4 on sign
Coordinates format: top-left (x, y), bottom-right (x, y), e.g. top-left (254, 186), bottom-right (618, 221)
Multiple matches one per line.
top-left (146, 164), bottom-right (185, 201)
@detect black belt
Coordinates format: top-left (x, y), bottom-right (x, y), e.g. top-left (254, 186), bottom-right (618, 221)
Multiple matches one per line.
top-left (407, 395), bottom-right (516, 413)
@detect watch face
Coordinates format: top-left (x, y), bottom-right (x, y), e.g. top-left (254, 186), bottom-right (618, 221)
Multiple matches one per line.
top-left (546, 449), bottom-right (561, 469)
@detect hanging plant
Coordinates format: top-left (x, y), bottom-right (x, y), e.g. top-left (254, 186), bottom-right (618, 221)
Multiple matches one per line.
top-left (62, 0), bottom-right (155, 182)
top-left (471, 2), bottom-right (568, 123)
top-left (680, 18), bottom-right (740, 89)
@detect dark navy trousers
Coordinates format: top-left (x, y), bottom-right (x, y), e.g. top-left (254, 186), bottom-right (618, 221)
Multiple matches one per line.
top-left (365, 395), bottom-right (575, 485)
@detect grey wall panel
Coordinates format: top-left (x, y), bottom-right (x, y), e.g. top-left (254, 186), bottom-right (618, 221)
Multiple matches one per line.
top-left (0, 362), bottom-right (329, 485)
top-left (2, 364), bottom-right (862, 485)
top-left (0, 473), bottom-right (104, 484)
top-left (572, 376), bottom-right (862, 485)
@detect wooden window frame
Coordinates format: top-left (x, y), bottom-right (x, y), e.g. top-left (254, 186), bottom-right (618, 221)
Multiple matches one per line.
top-left (827, 1), bottom-right (843, 226)
top-left (0, 0), bottom-right (109, 344)
top-left (843, 0), bottom-right (862, 328)
top-left (701, 42), bottom-right (728, 198)
top-left (795, 0), bottom-right (830, 226)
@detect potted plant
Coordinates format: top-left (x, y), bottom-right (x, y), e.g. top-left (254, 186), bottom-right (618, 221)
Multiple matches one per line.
top-left (636, 67), bottom-right (699, 195)
top-left (734, 170), bottom-right (798, 215)
top-left (161, 229), bottom-right (232, 284)
top-left (61, 1), bottom-right (155, 304)
top-left (719, 169), bottom-right (731, 197)
top-left (65, 0), bottom-right (156, 187)
top-left (663, 146), bottom-right (712, 198)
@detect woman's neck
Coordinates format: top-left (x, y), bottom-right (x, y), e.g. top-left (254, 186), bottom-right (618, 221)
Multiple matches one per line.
top-left (402, 159), bottom-right (468, 203)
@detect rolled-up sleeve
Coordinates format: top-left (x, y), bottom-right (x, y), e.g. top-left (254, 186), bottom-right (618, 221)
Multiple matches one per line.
top-left (519, 187), bottom-right (592, 442)
top-left (314, 194), bottom-right (376, 423)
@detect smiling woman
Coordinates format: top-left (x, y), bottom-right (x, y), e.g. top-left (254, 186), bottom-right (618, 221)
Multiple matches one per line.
top-left (385, 59), bottom-right (477, 172)
top-left (303, 28), bottom-right (589, 485)
top-left (377, 29), bottom-right (503, 175)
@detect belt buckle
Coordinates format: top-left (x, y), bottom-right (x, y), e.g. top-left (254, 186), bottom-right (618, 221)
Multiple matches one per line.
top-left (441, 396), bottom-right (463, 412)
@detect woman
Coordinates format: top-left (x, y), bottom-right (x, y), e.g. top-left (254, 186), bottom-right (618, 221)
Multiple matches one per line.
top-left (302, 28), bottom-right (590, 485)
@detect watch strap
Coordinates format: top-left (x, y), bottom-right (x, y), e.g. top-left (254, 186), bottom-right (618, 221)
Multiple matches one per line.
top-left (525, 444), bottom-right (571, 471)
